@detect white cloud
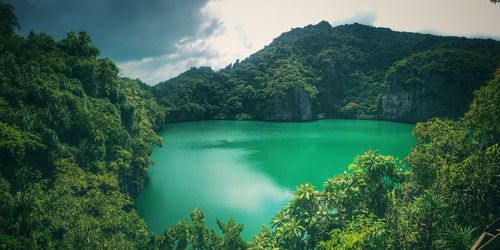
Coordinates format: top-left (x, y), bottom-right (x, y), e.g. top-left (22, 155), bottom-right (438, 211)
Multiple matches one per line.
top-left (374, 0), bottom-right (500, 38)
top-left (118, 0), bottom-right (500, 85)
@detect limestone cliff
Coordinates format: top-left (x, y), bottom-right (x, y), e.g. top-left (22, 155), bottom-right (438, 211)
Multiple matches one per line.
top-left (381, 49), bottom-right (493, 123)
top-left (261, 86), bottom-right (313, 121)
top-left (382, 73), bottom-right (439, 123)
top-left (153, 24), bottom-right (499, 123)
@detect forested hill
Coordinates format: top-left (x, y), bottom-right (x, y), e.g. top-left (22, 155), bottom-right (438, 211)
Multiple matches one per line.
top-left (0, 3), bottom-right (165, 248)
top-left (153, 21), bottom-right (500, 123)
top-left (1, 1), bottom-right (500, 249)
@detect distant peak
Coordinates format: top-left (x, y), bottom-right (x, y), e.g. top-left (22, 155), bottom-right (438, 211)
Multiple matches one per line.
top-left (330, 22), bottom-right (382, 33)
top-left (297, 20), bottom-right (332, 32)
top-left (317, 20), bottom-right (332, 27)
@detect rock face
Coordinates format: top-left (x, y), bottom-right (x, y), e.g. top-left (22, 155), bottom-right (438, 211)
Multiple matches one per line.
top-left (118, 169), bottom-right (144, 198)
top-left (153, 25), bottom-right (499, 123)
top-left (381, 74), bottom-right (438, 123)
top-left (381, 49), bottom-right (494, 123)
top-left (381, 70), bottom-right (479, 123)
top-left (263, 86), bottom-right (313, 121)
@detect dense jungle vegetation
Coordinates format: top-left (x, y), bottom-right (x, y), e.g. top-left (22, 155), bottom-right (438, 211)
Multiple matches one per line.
top-left (149, 72), bottom-right (500, 250)
top-left (153, 21), bottom-right (500, 123)
top-left (0, 2), bottom-right (499, 249)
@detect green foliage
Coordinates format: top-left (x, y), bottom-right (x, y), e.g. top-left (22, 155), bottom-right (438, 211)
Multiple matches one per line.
top-left (217, 218), bottom-right (247, 250)
top-left (0, 1), bottom-right (18, 36)
top-left (325, 151), bottom-right (405, 219)
top-left (406, 74), bottom-right (500, 229)
top-left (464, 71), bottom-right (500, 144)
top-left (408, 118), bottom-right (468, 188)
top-left (29, 160), bottom-right (150, 249)
top-left (58, 31), bottom-right (100, 58)
top-left (437, 224), bottom-right (477, 250)
top-left (0, 3), bottom-right (164, 247)
top-left (248, 225), bottom-right (279, 250)
top-left (266, 151), bottom-right (404, 249)
top-left (163, 221), bottom-right (191, 250)
top-left (384, 48), bottom-right (498, 122)
top-left (410, 190), bottom-right (449, 249)
top-left (271, 182), bottom-right (341, 249)
top-left (1, 2), bottom-right (499, 249)
top-left (318, 215), bottom-right (390, 250)
top-left (153, 22), bottom-right (499, 122)
top-left (147, 208), bottom-right (246, 250)
top-left (244, 72), bottom-right (498, 249)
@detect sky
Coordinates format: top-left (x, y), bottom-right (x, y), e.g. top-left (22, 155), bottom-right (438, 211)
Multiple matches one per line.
top-left (6, 0), bottom-right (500, 85)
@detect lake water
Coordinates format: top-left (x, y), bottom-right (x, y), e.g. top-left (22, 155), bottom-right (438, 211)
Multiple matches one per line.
top-left (135, 119), bottom-right (415, 239)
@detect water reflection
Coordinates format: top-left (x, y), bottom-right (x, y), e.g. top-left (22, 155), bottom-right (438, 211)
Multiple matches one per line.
top-left (135, 120), bottom-right (415, 239)
top-left (136, 145), bottom-right (292, 239)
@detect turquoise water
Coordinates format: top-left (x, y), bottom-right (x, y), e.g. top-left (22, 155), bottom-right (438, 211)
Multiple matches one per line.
top-left (135, 119), bottom-right (415, 239)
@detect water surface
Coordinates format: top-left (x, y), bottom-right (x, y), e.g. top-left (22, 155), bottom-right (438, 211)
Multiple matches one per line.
top-left (135, 120), bottom-right (415, 239)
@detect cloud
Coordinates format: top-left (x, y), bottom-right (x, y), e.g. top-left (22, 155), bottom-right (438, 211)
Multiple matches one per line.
top-left (374, 0), bottom-right (500, 40)
top-left (118, 0), bottom-right (378, 84)
top-left (8, 0), bottom-right (500, 85)
top-left (7, 0), bottom-right (210, 61)
top-left (334, 12), bottom-right (377, 26)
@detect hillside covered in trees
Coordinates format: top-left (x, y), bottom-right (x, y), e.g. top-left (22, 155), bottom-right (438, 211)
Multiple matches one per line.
top-left (0, 2), bottom-right (165, 248)
top-left (148, 72), bottom-right (500, 249)
top-left (153, 21), bottom-right (500, 123)
top-left (1, 1), bottom-right (499, 249)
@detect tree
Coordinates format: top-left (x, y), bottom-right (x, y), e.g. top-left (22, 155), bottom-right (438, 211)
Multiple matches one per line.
top-left (325, 151), bottom-right (405, 219)
top-left (249, 225), bottom-right (279, 250)
top-left (217, 218), bottom-right (247, 250)
top-left (58, 31), bottom-right (99, 57)
top-left (318, 215), bottom-right (390, 250)
top-left (0, 2), bottom-right (18, 36)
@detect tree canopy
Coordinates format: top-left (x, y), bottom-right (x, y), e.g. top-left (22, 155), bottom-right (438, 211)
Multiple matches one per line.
top-left (1, 1), bottom-right (499, 249)
top-left (153, 22), bottom-right (499, 123)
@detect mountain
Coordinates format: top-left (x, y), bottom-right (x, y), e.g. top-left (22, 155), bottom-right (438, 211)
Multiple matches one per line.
top-left (153, 22), bottom-right (500, 123)
top-left (2, 1), bottom-right (500, 248)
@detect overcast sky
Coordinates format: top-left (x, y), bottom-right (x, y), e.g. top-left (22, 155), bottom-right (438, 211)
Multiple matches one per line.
top-left (6, 0), bottom-right (500, 85)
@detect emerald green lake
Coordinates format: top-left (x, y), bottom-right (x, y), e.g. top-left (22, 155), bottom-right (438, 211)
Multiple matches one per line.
top-left (135, 119), bottom-right (415, 239)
